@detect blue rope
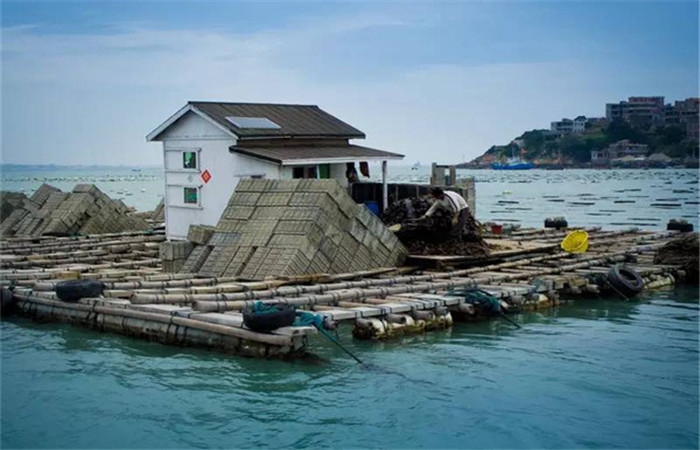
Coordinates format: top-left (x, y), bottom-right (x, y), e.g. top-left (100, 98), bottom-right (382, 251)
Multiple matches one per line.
top-left (449, 287), bottom-right (502, 314)
top-left (448, 287), bottom-right (521, 329)
top-left (294, 311), bottom-right (324, 328)
top-left (293, 310), bottom-right (364, 365)
top-left (252, 301), bottom-right (282, 315)
top-left (529, 278), bottom-right (544, 295)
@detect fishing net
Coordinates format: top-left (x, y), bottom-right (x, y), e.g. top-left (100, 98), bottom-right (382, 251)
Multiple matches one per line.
top-left (654, 233), bottom-right (699, 284)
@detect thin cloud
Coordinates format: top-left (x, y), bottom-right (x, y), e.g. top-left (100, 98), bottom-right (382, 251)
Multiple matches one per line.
top-left (1, 5), bottom-right (697, 165)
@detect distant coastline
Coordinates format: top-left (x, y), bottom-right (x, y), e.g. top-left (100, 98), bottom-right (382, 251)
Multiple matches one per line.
top-left (1, 164), bottom-right (162, 172)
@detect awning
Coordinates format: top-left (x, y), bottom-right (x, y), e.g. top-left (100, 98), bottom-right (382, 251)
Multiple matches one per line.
top-left (230, 144), bottom-right (404, 165)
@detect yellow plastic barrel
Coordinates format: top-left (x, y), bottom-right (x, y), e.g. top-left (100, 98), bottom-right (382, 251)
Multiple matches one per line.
top-left (561, 230), bottom-right (589, 253)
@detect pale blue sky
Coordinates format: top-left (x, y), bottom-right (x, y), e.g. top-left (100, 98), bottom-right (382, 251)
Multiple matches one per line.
top-left (2, 1), bottom-right (698, 165)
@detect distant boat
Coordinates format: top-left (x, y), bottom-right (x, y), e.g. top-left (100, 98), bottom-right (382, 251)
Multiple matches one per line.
top-left (492, 146), bottom-right (534, 170)
top-left (411, 161), bottom-right (420, 171)
top-left (491, 159), bottom-right (534, 170)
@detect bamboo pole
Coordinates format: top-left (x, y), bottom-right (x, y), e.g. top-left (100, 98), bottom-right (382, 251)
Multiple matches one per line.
top-left (13, 294), bottom-right (292, 346)
top-left (140, 235), bottom-right (669, 306)
top-left (193, 251), bottom-right (649, 312)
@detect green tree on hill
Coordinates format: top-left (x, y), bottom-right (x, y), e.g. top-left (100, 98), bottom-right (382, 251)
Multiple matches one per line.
top-left (477, 118), bottom-right (698, 165)
top-left (605, 119), bottom-right (648, 144)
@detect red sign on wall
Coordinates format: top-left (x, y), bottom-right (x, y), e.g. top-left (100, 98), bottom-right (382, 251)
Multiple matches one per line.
top-left (201, 169), bottom-right (212, 184)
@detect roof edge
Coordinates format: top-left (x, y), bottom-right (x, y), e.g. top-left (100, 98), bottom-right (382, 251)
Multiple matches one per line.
top-left (146, 104), bottom-right (238, 142)
top-left (229, 144), bottom-right (405, 166)
top-left (188, 100), bottom-right (319, 108)
top-left (238, 133), bottom-right (366, 140)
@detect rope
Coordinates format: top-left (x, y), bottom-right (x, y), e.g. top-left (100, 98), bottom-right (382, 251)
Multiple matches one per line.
top-left (448, 287), bottom-right (522, 329)
top-left (252, 301), bottom-right (283, 315)
top-left (295, 310), bottom-right (364, 365)
top-left (588, 273), bottom-right (630, 302)
top-left (294, 311), bottom-right (324, 328)
top-left (529, 278), bottom-right (544, 295)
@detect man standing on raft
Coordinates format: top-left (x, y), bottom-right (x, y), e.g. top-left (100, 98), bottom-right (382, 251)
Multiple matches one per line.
top-left (419, 187), bottom-right (470, 238)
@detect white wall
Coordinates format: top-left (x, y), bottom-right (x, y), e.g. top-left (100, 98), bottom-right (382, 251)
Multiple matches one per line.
top-left (159, 111), bottom-right (279, 240)
top-left (329, 163), bottom-right (349, 187)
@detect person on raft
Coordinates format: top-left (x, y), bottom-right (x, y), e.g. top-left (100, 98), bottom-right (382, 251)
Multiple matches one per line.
top-left (419, 187), bottom-right (470, 237)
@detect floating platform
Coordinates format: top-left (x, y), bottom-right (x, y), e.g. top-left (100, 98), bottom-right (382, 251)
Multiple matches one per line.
top-left (0, 227), bottom-right (690, 359)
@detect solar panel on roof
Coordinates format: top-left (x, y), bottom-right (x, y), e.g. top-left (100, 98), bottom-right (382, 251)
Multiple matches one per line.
top-left (225, 116), bottom-right (281, 129)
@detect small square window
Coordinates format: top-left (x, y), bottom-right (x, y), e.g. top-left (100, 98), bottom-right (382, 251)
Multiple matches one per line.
top-left (184, 187), bottom-right (198, 205)
top-left (183, 151), bottom-right (197, 169)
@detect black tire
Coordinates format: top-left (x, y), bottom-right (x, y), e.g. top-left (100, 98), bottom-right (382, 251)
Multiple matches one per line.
top-left (55, 279), bottom-right (104, 302)
top-left (667, 222), bottom-right (694, 233)
top-left (545, 219), bottom-right (568, 229)
top-left (607, 265), bottom-right (644, 297)
top-left (243, 304), bottom-right (296, 333)
top-left (1, 287), bottom-right (15, 317)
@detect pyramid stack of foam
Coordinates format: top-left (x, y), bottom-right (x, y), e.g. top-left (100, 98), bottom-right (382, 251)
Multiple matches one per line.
top-left (0, 184), bottom-right (150, 237)
top-left (0, 191), bottom-right (31, 233)
top-left (0, 184), bottom-right (62, 236)
top-left (184, 179), bottom-right (407, 279)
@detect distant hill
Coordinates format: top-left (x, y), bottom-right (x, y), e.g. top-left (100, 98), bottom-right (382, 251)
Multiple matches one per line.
top-left (470, 119), bottom-right (698, 166)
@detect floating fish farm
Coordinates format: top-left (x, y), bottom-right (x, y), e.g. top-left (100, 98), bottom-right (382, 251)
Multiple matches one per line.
top-left (1, 226), bottom-right (693, 359)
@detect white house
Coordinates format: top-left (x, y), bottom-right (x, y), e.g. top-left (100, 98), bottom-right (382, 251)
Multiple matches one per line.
top-left (591, 139), bottom-right (649, 163)
top-left (551, 116), bottom-right (587, 135)
top-left (147, 101), bottom-right (404, 240)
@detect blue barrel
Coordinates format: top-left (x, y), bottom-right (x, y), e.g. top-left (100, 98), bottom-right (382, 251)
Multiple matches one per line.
top-left (364, 201), bottom-right (379, 215)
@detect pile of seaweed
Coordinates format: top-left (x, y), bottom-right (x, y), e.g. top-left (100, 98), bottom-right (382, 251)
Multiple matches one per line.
top-left (654, 233), bottom-right (699, 284)
top-left (382, 196), bottom-right (489, 256)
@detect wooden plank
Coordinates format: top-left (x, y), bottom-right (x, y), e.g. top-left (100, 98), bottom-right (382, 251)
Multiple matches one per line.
top-left (406, 240), bottom-right (558, 268)
top-left (130, 304), bottom-right (192, 314)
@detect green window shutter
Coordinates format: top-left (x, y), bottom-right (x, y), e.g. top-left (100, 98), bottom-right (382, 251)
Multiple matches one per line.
top-left (183, 152), bottom-right (197, 169)
top-left (319, 164), bottom-right (331, 179)
top-left (184, 187), bottom-right (198, 204)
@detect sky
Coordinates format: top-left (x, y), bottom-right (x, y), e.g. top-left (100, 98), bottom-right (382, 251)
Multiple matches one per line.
top-left (1, 1), bottom-right (698, 166)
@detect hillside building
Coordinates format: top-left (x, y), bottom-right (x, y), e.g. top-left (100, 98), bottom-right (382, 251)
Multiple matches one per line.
top-left (591, 140), bottom-right (649, 163)
top-left (606, 96), bottom-right (666, 127)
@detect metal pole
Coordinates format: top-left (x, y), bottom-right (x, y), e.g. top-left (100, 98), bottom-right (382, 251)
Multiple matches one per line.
top-left (381, 160), bottom-right (388, 211)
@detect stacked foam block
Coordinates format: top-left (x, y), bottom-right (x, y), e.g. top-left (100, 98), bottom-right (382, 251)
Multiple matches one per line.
top-left (181, 179), bottom-right (407, 280)
top-left (159, 240), bottom-right (195, 273)
top-left (0, 184), bottom-right (150, 237)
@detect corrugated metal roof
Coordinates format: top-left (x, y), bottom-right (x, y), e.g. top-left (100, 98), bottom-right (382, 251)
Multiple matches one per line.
top-left (230, 144), bottom-right (404, 164)
top-left (190, 102), bottom-right (366, 139)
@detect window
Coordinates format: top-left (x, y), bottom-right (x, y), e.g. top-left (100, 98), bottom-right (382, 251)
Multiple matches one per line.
top-left (183, 151), bottom-right (197, 169)
top-left (292, 165), bottom-right (324, 179)
top-left (318, 164), bottom-right (330, 179)
top-left (183, 187), bottom-right (198, 205)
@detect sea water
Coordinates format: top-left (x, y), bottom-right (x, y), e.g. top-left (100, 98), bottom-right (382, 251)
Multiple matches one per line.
top-left (1, 166), bottom-right (698, 448)
top-left (2, 165), bottom-right (697, 229)
top-left (1, 288), bottom-right (697, 449)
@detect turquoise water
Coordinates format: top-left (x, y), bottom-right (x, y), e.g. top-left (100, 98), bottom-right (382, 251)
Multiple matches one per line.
top-left (1, 166), bottom-right (699, 448)
top-left (0, 165), bottom-right (164, 212)
top-left (379, 167), bottom-right (700, 231)
top-left (2, 287), bottom-right (698, 449)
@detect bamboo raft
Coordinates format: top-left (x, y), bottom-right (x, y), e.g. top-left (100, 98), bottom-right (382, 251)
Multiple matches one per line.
top-left (0, 227), bottom-right (689, 359)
